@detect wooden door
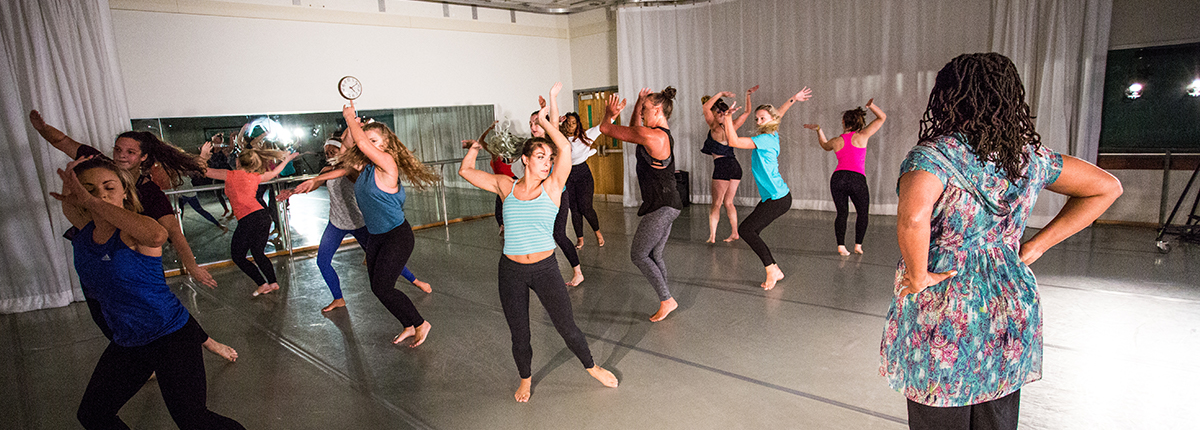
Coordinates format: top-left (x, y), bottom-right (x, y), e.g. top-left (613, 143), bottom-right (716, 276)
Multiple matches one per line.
top-left (577, 89), bottom-right (623, 196)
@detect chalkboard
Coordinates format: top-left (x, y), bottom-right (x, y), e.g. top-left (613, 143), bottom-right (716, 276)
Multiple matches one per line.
top-left (1099, 42), bottom-right (1200, 153)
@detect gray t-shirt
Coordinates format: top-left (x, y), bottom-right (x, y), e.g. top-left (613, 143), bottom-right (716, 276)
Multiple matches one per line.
top-left (328, 176), bottom-right (366, 230)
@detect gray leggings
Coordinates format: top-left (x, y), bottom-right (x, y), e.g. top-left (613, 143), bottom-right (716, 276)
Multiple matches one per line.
top-left (630, 206), bottom-right (680, 301)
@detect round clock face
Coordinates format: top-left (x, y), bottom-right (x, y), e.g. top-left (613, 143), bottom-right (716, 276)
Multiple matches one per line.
top-left (338, 76), bottom-right (362, 100)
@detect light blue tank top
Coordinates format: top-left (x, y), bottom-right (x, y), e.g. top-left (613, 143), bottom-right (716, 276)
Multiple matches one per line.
top-left (502, 183), bottom-right (558, 255)
top-left (355, 164), bottom-right (407, 234)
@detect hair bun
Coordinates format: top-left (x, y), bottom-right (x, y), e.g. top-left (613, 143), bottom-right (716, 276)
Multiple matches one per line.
top-left (700, 95), bottom-right (711, 104)
top-left (661, 86), bottom-right (677, 101)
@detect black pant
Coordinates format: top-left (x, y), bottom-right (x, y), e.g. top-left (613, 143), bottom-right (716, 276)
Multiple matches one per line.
top-left (554, 188), bottom-right (581, 267)
top-left (830, 170), bottom-right (870, 246)
top-left (498, 254), bottom-right (594, 379)
top-left (363, 221), bottom-right (424, 328)
top-left (77, 317), bottom-right (244, 430)
top-left (566, 163), bottom-right (601, 240)
top-left (738, 193), bottom-right (792, 267)
top-left (255, 184), bottom-right (280, 230)
top-left (230, 209), bottom-right (277, 286)
top-left (906, 390), bottom-right (1020, 430)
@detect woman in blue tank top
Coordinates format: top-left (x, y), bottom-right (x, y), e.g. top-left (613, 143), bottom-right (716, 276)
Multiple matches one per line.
top-left (53, 156), bottom-right (243, 429)
top-left (459, 84), bottom-right (618, 403)
top-left (293, 102), bottom-right (441, 347)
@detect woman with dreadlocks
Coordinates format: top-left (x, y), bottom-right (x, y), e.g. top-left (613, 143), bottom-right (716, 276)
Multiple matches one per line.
top-left (803, 99), bottom-right (887, 256)
top-left (880, 53), bottom-right (1121, 430)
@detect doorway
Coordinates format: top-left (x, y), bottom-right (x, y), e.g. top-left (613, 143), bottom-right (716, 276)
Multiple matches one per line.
top-left (574, 87), bottom-right (623, 199)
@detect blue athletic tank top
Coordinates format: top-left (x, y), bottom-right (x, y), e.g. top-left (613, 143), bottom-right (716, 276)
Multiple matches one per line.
top-left (501, 183), bottom-right (558, 255)
top-left (355, 163), bottom-right (407, 234)
top-left (72, 222), bottom-right (189, 347)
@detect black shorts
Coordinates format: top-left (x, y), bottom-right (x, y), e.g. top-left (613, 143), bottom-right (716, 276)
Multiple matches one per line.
top-left (712, 156), bottom-right (743, 181)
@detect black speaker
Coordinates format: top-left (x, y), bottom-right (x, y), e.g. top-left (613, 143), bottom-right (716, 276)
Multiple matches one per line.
top-left (674, 170), bottom-right (690, 207)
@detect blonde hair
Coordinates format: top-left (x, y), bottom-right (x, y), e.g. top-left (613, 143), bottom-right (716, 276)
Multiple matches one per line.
top-left (73, 156), bottom-right (143, 213)
top-left (237, 147), bottom-right (287, 174)
top-left (337, 122), bottom-right (440, 190)
top-left (755, 104), bottom-right (781, 134)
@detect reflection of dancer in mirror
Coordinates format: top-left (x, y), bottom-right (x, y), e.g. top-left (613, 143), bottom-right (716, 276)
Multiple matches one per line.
top-left (881, 53), bottom-right (1121, 429)
top-left (200, 141), bottom-right (297, 297)
top-left (292, 102), bottom-right (439, 347)
top-left (599, 87), bottom-right (683, 321)
top-left (700, 86), bottom-right (756, 243)
top-left (529, 88), bottom-right (585, 286)
top-left (53, 157), bottom-right (245, 429)
top-left (459, 84), bottom-right (618, 402)
top-left (278, 136), bottom-right (431, 313)
top-left (719, 87), bottom-right (813, 290)
top-left (178, 171), bottom-right (228, 233)
top-left (559, 112), bottom-right (605, 249)
top-left (29, 110), bottom-right (239, 362)
top-left (804, 99), bottom-right (886, 256)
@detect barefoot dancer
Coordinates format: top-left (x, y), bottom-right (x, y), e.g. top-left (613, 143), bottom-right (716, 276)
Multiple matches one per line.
top-left (804, 99), bottom-right (886, 255)
top-left (200, 141), bottom-right (297, 297)
top-left (459, 85), bottom-right (618, 402)
top-left (292, 102), bottom-right (439, 347)
top-left (54, 157), bottom-right (244, 429)
top-left (529, 88), bottom-right (585, 286)
top-left (599, 87), bottom-right (683, 321)
top-left (30, 110), bottom-right (238, 362)
top-left (560, 112), bottom-right (606, 249)
top-left (700, 86), bottom-right (756, 243)
top-left (719, 87), bottom-right (813, 290)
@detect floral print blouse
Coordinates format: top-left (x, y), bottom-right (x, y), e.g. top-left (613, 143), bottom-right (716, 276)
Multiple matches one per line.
top-left (880, 134), bottom-right (1063, 407)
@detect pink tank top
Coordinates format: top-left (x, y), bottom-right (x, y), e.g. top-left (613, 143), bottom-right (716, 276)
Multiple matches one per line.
top-left (834, 132), bottom-right (866, 175)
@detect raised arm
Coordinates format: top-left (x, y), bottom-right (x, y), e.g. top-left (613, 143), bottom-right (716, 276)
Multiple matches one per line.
top-left (702, 91), bottom-right (733, 127)
top-left (598, 93), bottom-right (666, 149)
top-left (199, 142), bottom-right (229, 180)
top-left (1019, 156), bottom-right (1122, 264)
top-left (459, 139), bottom-right (509, 196)
top-left (775, 87), bottom-right (813, 119)
top-left (540, 104), bottom-right (573, 189)
top-left (858, 98), bottom-right (887, 138)
top-left (548, 82), bottom-right (563, 129)
top-left (735, 85), bottom-right (758, 129)
top-left (259, 151), bottom-right (299, 182)
top-left (51, 166), bottom-right (168, 247)
top-left (803, 124), bottom-right (837, 151)
top-left (629, 88), bottom-right (649, 127)
top-left (343, 101), bottom-right (398, 178)
top-left (30, 110), bottom-right (83, 158)
top-left (720, 105), bottom-right (757, 149)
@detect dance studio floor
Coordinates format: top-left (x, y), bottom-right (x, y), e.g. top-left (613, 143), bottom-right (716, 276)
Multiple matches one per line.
top-left (4, 200), bottom-right (1198, 429)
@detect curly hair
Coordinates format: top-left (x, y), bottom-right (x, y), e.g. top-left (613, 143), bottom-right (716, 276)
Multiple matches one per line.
top-left (116, 131), bottom-right (206, 187)
top-left (237, 147), bottom-right (287, 174)
top-left (842, 108), bottom-right (866, 132)
top-left (72, 156), bottom-right (143, 213)
top-left (919, 53), bottom-right (1042, 182)
top-left (560, 112), bottom-right (592, 146)
top-left (755, 105), bottom-right (781, 134)
top-left (337, 122), bottom-right (440, 190)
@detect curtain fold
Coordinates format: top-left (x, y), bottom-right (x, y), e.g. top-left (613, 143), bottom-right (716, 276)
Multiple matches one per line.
top-left (615, 0), bottom-right (1110, 227)
top-left (0, 0), bottom-right (130, 314)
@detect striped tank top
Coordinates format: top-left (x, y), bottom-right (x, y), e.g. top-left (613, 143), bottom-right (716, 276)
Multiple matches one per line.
top-left (502, 183), bottom-right (558, 255)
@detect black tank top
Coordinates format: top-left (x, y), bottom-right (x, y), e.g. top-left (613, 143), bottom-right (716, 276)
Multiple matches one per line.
top-left (700, 131), bottom-right (735, 158)
top-left (635, 127), bottom-right (683, 216)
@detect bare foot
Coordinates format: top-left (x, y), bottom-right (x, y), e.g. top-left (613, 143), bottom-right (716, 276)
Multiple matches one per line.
top-left (322, 298), bottom-right (346, 312)
top-left (587, 366), bottom-right (619, 388)
top-left (252, 283), bottom-right (279, 297)
top-left (576, 237), bottom-right (585, 249)
top-left (761, 264), bottom-right (785, 290)
top-left (203, 338), bottom-right (238, 362)
top-left (853, 244), bottom-right (864, 254)
top-left (566, 267), bottom-right (585, 286)
top-left (393, 326), bottom-right (416, 345)
top-left (650, 298), bottom-right (678, 322)
top-left (837, 245), bottom-right (850, 256)
top-left (514, 378), bottom-right (532, 402)
top-left (412, 279), bottom-right (432, 293)
top-left (723, 234), bottom-right (739, 242)
top-left (409, 321), bottom-right (432, 348)
top-left (706, 235), bottom-right (717, 244)
top-left (595, 231), bottom-right (604, 247)
top-left (218, 224), bottom-right (229, 234)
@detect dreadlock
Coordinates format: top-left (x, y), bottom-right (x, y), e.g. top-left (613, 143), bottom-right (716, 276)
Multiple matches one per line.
top-left (919, 53), bottom-right (1041, 182)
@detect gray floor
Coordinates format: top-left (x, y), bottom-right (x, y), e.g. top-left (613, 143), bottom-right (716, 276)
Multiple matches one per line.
top-left (4, 200), bottom-right (1199, 429)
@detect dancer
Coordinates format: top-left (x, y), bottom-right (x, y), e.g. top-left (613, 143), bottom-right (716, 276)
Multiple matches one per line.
top-left (29, 111), bottom-right (238, 362)
top-left (178, 172), bottom-right (228, 233)
top-left (279, 136), bottom-right (431, 313)
top-left (599, 87), bottom-right (683, 321)
top-left (560, 112), bottom-right (605, 249)
top-left (459, 86), bottom-right (618, 402)
top-left (804, 99), bottom-right (886, 255)
top-left (881, 53), bottom-right (1121, 430)
top-left (200, 141), bottom-right (297, 297)
top-left (719, 87), bottom-right (813, 290)
top-left (529, 89), bottom-right (585, 286)
top-left (53, 156), bottom-right (244, 430)
top-left (700, 86), bottom-right (756, 243)
top-left (292, 101), bottom-right (439, 347)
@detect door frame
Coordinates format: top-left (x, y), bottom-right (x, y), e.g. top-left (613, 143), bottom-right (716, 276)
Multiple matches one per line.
top-left (572, 86), bottom-right (623, 200)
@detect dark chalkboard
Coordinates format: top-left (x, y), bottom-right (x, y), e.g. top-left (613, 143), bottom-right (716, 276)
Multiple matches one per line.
top-left (1099, 42), bottom-right (1200, 153)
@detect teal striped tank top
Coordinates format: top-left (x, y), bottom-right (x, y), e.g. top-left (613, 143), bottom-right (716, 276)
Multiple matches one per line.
top-left (502, 183), bottom-right (558, 255)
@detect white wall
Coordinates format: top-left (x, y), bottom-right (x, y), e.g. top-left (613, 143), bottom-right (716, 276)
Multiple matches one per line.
top-left (568, 8), bottom-right (617, 90)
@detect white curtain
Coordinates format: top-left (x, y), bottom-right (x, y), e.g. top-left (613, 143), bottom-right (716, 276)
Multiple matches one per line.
top-left (616, 0), bottom-right (1110, 225)
top-left (0, 0), bottom-right (131, 313)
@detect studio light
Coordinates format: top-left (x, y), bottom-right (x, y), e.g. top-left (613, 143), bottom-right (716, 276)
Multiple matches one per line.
top-left (1125, 82), bottom-right (1143, 99)
top-left (1187, 79), bottom-right (1200, 97)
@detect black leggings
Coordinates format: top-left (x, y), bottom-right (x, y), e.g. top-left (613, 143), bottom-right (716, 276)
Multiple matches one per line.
top-left (554, 188), bottom-right (581, 267)
top-left (830, 170), bottom-right (870, 246)
top-left (498, 254), bottom-right (594, 379)
top-left (255, 184), bottom-right (280, 230)
top-left (906, 390), bottom-right (1020, 430)
top-left (77, 317), bottom-right (244, 430)
top-left (566, 163), bottom-right (601, 239)
top-left (230, 209), bottom-right (277, 286)
top-left (738, 193), bottom-right (792, 267)
top-left (363, 221), bottom-right (424, 328)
